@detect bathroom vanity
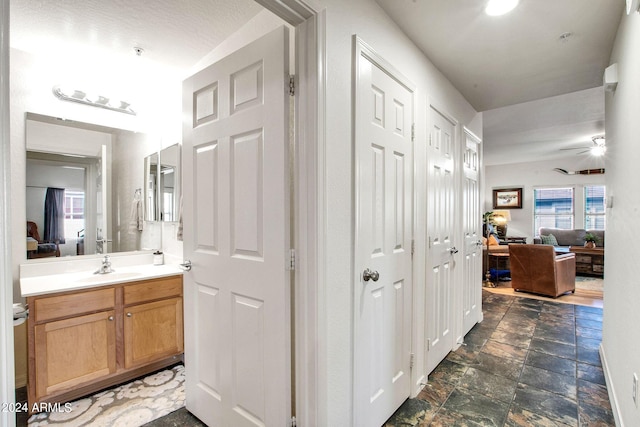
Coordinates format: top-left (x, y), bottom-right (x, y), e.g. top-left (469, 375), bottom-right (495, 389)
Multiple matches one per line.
top-left (21, 261), bottom-right (183, 411)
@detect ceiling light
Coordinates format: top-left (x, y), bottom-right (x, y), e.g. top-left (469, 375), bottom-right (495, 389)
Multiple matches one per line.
top-left (591, 135), bottom-right (606, 156)
top-left (52, 85), bottom-right (136, 115)
top-left (591, 145), bottom-right (606, 156)
top-left (485, 0), bottom-right (519, 16)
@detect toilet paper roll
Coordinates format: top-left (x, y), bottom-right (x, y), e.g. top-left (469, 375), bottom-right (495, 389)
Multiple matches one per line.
top-left (13, 303), bottom-right (26, 317)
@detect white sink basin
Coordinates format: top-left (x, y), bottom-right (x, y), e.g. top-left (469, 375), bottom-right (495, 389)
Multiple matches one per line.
top-left (76, 271), bottom-right (142, 284)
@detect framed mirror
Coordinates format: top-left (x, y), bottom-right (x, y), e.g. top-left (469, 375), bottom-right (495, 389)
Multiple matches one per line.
top-left (159, 143), bottom-right (181, 222)
top-left (25, 113), bottom-right (162, 258)
top-left (144, 152), bottom-right (159, 222)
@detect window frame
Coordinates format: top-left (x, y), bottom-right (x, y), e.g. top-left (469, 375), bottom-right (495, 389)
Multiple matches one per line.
top-left (584, 185), bottom-right (606, 230)
top-left (533, 186), bottom-right (576, 234)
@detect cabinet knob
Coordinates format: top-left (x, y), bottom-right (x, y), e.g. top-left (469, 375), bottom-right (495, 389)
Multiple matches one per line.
top-left (126, 312), bottom-right (132, 317)
top-left (108, 316), bottom-right (114, 321)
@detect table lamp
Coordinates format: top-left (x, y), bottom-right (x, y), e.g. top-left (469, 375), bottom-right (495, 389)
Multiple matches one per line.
top-left (492, 210), bottom-right (511, 239)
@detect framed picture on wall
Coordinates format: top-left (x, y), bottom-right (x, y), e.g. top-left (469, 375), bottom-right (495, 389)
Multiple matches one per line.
top-left (493, 188), bottom-right (522, 209)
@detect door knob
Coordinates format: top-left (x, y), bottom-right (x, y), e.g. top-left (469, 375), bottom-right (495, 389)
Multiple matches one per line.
top-left (363, 268), bottom-right (380, 282)
top-left (448, 247), bottom-right (459, 254)
top-left (179, 260), bottom-right (192, 271)
top-left (126, 312), bottom-right (132, 317)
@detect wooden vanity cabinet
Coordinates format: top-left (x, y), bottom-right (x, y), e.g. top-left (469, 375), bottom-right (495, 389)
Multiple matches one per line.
top-left (34, 310), bottom-right (117, 399)
top-left (27, 275), bottom-right (183, 410)
top-left (123, 278), bottom-right (184, 369)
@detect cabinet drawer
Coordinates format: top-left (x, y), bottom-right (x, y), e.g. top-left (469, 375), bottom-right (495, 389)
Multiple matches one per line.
top-left (576, 264), bottom-right (593, 273)
top-left (576, 255), bottom-right (592, 264)
top-left (124, 275), bottom-right (183, 306)
top-left (33, 288), bottom-right (115, 322)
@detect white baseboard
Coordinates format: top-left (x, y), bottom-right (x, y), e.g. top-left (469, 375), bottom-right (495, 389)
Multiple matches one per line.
top-left (600, 343), bottom-right (624, 427)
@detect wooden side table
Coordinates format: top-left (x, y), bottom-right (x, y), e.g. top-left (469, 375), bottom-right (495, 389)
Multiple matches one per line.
top-left (488, 252), bottom-right (510, 282)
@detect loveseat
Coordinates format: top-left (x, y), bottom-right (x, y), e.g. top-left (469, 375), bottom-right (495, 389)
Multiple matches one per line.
top-left (533, 227), bottom-right (604, 249)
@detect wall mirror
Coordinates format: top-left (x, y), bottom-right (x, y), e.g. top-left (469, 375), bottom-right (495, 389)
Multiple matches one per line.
top-left (25, 112), bottom-right (162, 259)
top-left (144, 152), bottom-right (159, 222)
top-left (159, 143), bottom-right (181, 222)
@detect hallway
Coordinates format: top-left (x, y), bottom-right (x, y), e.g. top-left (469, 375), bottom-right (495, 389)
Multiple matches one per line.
top-left (384, 291), bottom-right (613, 426)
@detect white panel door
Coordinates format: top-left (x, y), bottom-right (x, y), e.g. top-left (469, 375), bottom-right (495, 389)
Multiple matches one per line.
top-left (182, 27), bottom-right (290, 427)
top-left (462, 129), bottom-right (482, 335)
top-left (354, 41), bottom-right (414, 427)
top-left (424, 105), bottom-right (457, 375)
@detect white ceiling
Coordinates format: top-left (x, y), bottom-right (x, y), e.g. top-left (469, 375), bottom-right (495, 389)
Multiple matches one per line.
top-left (482, 86), bottom-right (605, 165)
top-left (10, 0), bottom-right (263, 80)
top-left (376, 0), bottom-right (624, 166)
top-left (375, 0), bottom-right (623, 112)
top-left (10, 0), bottom-right (625, 166)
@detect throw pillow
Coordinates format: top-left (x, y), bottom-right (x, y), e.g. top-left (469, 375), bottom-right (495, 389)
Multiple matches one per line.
top-left (488, 234), bottom-right (500, 246)
top-left (540, 234), bottom-right (558, 246)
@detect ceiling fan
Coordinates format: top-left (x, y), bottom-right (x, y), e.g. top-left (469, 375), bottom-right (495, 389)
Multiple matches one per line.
top-left (560, 135), bottom-right (606, 156)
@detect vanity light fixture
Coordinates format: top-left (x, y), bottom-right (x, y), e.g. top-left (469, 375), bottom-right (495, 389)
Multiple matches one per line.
top-left (485, 0), bottom-right (519, 16)
top-left (52, 85), bottom-right (136, 116)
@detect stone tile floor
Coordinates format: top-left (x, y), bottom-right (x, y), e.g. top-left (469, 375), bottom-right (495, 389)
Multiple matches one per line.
top-left (18, 289), bottom-right (610, 426)
top-left (384, 290), bottom-right (614, 427)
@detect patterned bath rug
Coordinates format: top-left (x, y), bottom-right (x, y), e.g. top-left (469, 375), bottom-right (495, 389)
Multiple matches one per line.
top-left (27, 364), bottom-right (185, 427)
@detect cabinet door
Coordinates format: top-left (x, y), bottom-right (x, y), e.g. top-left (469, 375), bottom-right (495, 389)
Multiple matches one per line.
top-left (124, 297), bottom-right (184, 369)
top-left (34, 310), bottom-right (116, 399)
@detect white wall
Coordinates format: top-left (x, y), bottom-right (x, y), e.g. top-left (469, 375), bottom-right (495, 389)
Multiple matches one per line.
top-left (601, 9), bottom-right (640, 427)
top-left (315, 0), bottom-right (480, 424)
top-left (484, 156), bottom-right (605, 241)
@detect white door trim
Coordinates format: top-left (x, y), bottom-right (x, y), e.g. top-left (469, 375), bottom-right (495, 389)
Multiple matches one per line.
top-left (257, 1), bottom-right (325, 426)
top-left (0, 1), bottom-right (16, 426)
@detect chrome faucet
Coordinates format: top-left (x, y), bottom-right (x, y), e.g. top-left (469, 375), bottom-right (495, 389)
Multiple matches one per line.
top-left (95, 255), bottom-right (114, 274)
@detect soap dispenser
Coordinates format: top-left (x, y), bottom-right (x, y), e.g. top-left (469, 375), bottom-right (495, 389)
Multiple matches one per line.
top-left (153, 250), bottom-right (164, 265)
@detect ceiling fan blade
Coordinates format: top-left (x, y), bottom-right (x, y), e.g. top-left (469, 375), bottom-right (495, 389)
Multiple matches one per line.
top-left (553, 167), bottom-right (605, 175)
top-left (560, 146), bottom-right (591, 151)
top-left (553, 168), bottom-right (572, 175)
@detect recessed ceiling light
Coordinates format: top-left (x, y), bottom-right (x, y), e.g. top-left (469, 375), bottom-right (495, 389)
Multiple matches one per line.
top-left (485, 0), bottom-right (520, 16)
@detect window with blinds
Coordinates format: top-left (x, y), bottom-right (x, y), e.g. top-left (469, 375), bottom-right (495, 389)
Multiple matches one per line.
top-left (534, 187), bottom-right (574, 231)
top-left (585, 185), bottom-right (606, 230)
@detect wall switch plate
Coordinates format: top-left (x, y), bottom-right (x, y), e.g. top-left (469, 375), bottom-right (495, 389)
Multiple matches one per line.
top-left (633, 373), bottom-right (638, 407)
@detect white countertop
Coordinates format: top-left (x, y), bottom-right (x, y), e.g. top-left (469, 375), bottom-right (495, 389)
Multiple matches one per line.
top-left (20, 263), bottom-right (183, 297)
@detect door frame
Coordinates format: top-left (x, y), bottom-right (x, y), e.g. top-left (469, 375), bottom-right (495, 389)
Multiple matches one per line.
top-left (0, 1), bottom-right (14, 426)
top-left (254, 1), bottom-right (325, 426)
top-left (0, 1), bottom-right (326, 426)
top-left (352, 35), bottom-right (416, 426)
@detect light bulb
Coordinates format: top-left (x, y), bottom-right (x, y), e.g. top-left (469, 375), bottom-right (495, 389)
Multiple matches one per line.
top-left (485, 0), bottom-right (520, 16)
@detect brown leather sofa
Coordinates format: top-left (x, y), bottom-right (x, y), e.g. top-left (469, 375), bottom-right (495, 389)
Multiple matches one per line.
top-left (508, 244), bottom-right (576, 298)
